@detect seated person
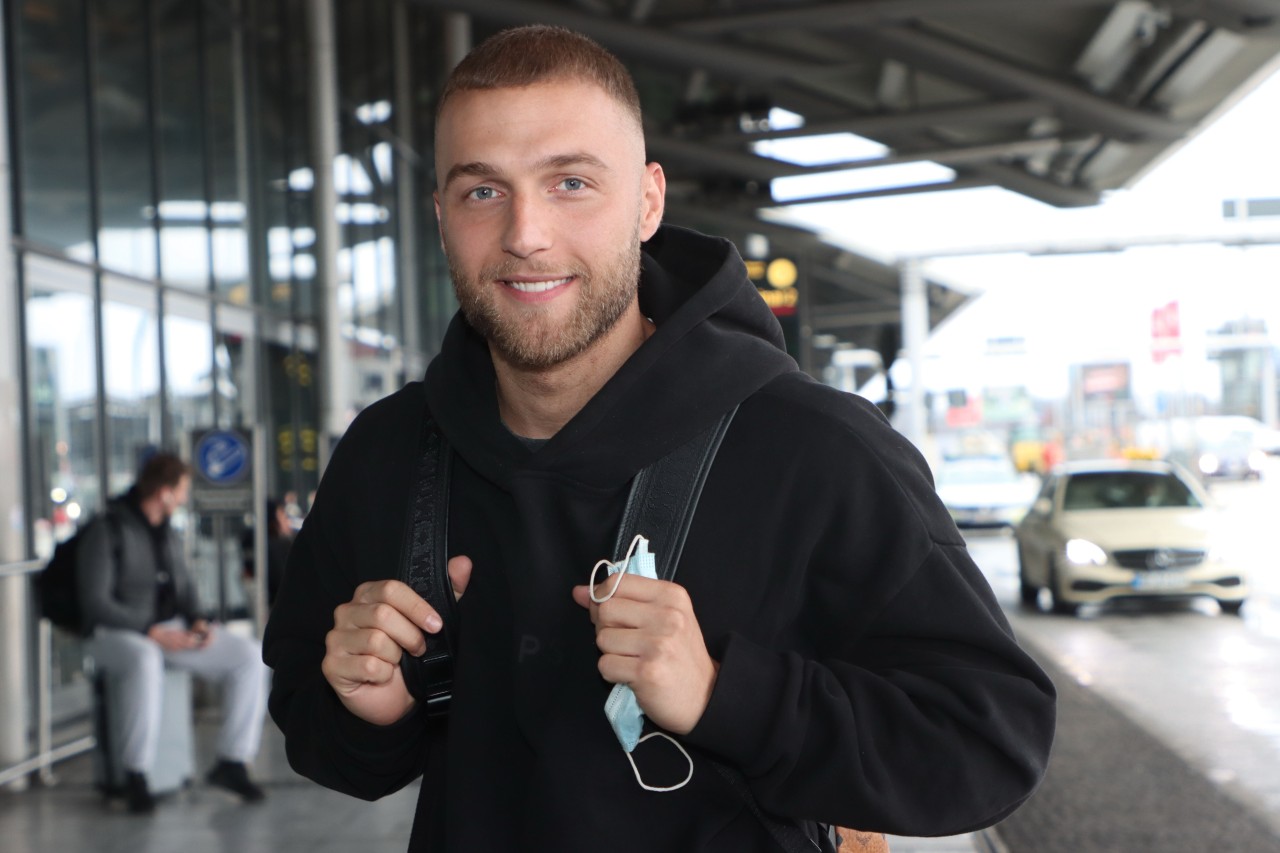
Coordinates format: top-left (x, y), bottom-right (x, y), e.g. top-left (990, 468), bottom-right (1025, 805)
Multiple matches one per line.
top-left (78, 452), bottom-right (269, 814)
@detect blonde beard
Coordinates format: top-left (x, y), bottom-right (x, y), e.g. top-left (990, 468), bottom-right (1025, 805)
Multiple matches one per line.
top-left (448, 228), bottom-right (643, 371)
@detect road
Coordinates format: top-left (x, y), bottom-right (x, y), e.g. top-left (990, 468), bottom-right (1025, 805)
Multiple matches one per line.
top-left (964, 460), bottom-right (1280, 840)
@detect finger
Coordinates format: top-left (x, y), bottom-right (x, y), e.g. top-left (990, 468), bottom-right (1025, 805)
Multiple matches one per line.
top-left (594, 626), bottom-right (647, 658)
top-left (597, 652), bottom-right (640, 686)
top-left (352, 579), bottom-right (443, 632)
top-left (322, 639), bottom-right (400, 690)
top-left (592, 596), bottom-right (651, 630)
top-left (447, 555), bottom-right (473, 601)
top-left (337, 599), bottom-right (431, 657)
top-left (327, 626), bottom-right (407, 666)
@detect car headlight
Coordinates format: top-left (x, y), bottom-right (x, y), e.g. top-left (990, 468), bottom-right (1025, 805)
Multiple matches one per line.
top-left (1065, 538), bottom-right (1108, 566)
top-left (1199, 453), bottom-right (1220, 475)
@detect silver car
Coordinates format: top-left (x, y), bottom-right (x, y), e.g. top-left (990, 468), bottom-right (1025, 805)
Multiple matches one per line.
top-left (1015, 459), bottom-right (1249, 616)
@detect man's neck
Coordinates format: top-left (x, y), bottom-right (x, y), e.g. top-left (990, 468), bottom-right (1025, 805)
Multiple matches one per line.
top-left (493, 306), bottom-right (654, 440)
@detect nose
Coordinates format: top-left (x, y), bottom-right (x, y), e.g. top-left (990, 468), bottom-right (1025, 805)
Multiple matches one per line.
top-left (501, 193), bottom-right (552, 259)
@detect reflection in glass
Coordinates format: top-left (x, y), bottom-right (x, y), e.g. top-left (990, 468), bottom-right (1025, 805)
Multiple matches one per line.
top-left (93, 0), bottom-right (158, 279)
top-left (155, 2), bottom-right (210, 289)
top-left (25, 267), bottom-right (100, 559)
top-left (15, 0), bottom-right (94, 258)
top-left (163, 294), bottom-right (213, 440)
top-left (103, 280), bottom-right (161, 495)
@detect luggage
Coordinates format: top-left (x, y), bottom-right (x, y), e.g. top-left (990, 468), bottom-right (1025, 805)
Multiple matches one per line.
top-left (93, 667), bottom-right (196, 796)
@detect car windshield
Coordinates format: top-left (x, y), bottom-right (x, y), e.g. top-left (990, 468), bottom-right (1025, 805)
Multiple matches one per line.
top-left (1062, 471), bottom-right (1202, 510)
top-left (937, 457), bottom-right (1021, 486)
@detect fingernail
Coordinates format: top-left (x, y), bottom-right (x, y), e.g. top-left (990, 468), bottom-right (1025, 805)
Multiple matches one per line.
top-left (425, 614), bottom-right (442, 632)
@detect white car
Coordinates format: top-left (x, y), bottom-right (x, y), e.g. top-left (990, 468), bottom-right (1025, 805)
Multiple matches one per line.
top-left (1014, 459), bottom-right (1248, 616)
top-left (934, 455), bottom-right (1040, 529)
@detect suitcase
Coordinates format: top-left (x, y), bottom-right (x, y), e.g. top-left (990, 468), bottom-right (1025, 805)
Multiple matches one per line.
top-left (93, 668), bottom-right (196, 796)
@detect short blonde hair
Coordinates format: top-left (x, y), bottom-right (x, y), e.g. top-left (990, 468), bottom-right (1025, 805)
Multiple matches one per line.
top-left (436, 25), bottom-right (642, 131)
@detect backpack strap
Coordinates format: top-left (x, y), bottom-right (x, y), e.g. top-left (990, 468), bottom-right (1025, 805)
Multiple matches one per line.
top-left (397, 409), bottom-right (455, 718)
top-left (611, 407), bottom-right (737, 577)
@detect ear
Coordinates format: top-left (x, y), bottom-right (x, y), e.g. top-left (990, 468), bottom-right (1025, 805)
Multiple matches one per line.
top-left (638, 162), bottom-right (666, 242)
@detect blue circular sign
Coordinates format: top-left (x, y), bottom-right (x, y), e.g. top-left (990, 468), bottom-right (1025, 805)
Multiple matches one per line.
top-left (195, 431), bottom-right (249, 484)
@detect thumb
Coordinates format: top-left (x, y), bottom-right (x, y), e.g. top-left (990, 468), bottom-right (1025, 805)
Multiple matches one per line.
top-left (447, 555), bottom-right (473, 601)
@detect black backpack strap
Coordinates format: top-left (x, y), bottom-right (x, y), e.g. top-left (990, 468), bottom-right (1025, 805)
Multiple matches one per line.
top-left (611, 407), bottom-right (738, 577)
top-left (610, 406), bottom-right (827, 853)
top-left (397, 409), bottom-right (456, 718)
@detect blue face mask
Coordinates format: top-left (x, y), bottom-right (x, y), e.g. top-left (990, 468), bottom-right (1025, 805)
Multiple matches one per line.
top-left (590, 535), bottom-right (694, 792)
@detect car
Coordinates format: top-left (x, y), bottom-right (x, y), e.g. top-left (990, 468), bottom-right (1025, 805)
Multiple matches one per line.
top-left (934, 455), bottom-right (1040, 529)
top-left (1014, 459), bottom-right (1248, 616)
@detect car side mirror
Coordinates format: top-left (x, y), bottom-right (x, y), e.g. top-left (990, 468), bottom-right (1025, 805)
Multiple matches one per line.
top-left (1033, 497), bottom-right (1052, 515)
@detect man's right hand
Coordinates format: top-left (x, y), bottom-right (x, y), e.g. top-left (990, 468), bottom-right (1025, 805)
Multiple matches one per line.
top-left (321, 556), bottom-right (472, 726)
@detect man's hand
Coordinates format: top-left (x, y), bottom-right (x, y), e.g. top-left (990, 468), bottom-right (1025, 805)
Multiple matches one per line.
top-left (322, 556), bottom-right (472, 726)
top-left (148, 622), bottom-right (205, 651)
top-left (572, 574), bottom-right (719, 736)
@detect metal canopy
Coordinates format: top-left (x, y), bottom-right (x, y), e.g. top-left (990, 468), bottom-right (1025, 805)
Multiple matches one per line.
top-left (421, 0), bottom-right (1280, 363)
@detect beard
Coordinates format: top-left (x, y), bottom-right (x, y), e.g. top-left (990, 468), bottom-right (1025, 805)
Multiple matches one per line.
top-left (447, 224), bottom-right (643, 371)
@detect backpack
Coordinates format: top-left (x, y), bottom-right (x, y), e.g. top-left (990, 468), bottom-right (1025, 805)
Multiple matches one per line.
top-left (37, 512), bottom-right (121, 635)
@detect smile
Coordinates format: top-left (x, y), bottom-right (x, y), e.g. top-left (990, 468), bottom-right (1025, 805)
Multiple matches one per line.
top-left (502, 277), bottom-right (574, 293)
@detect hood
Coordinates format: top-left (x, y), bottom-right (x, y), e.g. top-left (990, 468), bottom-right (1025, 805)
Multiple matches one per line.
top-left (424, 223), bottom-right (798, 490)
top-left (1058, 507), bottom-right (1219, 550)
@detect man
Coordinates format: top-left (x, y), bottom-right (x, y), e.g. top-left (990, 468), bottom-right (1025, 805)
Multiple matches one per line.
top-left (264, 25), bottom-right (1055, 851)
top-left (79, 452), bottom-right (269, 814)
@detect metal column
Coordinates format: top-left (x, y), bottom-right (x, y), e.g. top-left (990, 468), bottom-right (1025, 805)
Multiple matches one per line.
top-left (899, 259), bottom-right (929, 448)
top-left (0, 1), bottom-right (33, 790)
top-left (307, 0), bottom-right (347, 464)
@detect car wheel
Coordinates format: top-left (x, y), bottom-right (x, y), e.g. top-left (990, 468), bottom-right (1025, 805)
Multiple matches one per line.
top-left (1048, 562), bottom-right (1080, 616)
top-left (1017, 546), bottom-right (1039, 607)
top-left (1219, 599), bottom-right (1245, 616)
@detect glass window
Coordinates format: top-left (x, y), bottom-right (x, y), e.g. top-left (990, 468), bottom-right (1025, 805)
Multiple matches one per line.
top-left (14, 0), bottom-right (95, 259)
top-left (102, 277), bottom-right (162, 496)
top-left (215, 305), bottom-right (256, 430)
top-left (206, 2), bottom-right (250, 303)
top-left (154, 1), bottom-right (210, 290)
top-left (92, 0), bottom-right (158, 279)
top-left (24, 257), bottom-right (101, 559)
top-left (162, 292), bottom-right (213, 441)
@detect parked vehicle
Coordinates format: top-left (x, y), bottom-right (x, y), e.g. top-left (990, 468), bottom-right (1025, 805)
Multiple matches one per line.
top-left (934, 455), bottom-right (1039, 529)
top-left (1014, 459), bottom-right (1248, 616)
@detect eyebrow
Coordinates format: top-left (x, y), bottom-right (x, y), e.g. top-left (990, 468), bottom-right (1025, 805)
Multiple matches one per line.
top-left (443, 152), bottom-right (612, 189)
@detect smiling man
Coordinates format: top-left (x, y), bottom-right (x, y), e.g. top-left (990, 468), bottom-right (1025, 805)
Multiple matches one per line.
top-left (263, 25), bottom-right (1055, 853)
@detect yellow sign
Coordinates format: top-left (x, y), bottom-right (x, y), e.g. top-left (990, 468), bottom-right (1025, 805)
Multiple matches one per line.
top-left (757, 287), bottom-right (798, 310)
top-left (766, 258), bottom-right (797, 289)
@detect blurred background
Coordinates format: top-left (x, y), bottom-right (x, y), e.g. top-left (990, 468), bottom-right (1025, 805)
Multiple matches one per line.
top-left (2, 2), bottom-right (1280, 851)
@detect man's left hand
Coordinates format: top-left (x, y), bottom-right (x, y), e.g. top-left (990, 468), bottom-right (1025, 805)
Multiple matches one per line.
top-left (572, 575), bottom-right (719, 736)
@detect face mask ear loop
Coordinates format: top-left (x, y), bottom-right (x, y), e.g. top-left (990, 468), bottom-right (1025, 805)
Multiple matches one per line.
top-left (589, 534), bottom-right (647, 604)
top-left (625, 732), bottom-right (694, 793)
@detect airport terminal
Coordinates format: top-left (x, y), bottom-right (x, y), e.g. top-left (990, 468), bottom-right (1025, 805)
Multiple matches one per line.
top-left (3, 2), bottom-right (1280, 851)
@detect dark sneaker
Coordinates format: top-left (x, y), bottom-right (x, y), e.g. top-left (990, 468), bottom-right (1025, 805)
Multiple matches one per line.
top-left (125, 771), bottom-right (156, 815)
top-left (206, 760), bottom-right (266, 803)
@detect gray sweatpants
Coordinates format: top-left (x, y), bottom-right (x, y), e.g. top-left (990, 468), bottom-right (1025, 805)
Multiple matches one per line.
top-left (88, 620), bottom-right (267, 775)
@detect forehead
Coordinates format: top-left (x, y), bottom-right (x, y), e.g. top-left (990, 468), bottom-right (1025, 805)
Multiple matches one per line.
top-left (435, 79), bottom-right (642, 179)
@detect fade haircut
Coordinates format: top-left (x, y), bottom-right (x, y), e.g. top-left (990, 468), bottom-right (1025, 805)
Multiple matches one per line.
top-left (136, 452), bottom-right (191, 499)
top-left (436, 25), bottom-right (643, 136)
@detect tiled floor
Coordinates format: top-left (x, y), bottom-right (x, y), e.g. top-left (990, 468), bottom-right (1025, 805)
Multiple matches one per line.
top-left (0, 710), bottom-right (987, 853)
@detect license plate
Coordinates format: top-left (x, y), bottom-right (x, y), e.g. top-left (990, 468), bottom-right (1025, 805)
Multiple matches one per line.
top-left (1133, 571), bottom-right (1189, 591)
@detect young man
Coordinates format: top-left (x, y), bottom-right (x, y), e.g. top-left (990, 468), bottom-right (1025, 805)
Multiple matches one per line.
top-left (79, 452), bottom-right (268, 813)
top-left (264, 26), bottom-right (1055, 851)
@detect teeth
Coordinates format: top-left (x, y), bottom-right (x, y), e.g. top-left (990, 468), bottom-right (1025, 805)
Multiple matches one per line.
top-left (505, 277), bottom-right (571, 293)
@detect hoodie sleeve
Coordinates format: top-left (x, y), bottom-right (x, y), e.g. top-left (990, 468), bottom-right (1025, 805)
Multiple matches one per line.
top-left (263, 385), bottom-right (436, 801)
top-left (682, 388), bottom-right (1056, 837)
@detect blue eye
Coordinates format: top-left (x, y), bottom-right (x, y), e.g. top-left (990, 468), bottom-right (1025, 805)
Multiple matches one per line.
top-left (468, 186), bottom-right (497, 201)
top-left (560, 178), bottom-right (585, 191)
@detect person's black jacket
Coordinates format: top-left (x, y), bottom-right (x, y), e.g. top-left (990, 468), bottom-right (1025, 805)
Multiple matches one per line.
top-left (264, 224), bottom-right (1056, 851)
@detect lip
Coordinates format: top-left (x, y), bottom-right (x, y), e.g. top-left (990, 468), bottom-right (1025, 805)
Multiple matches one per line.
top-left (498, 275), bottom-right (576, 303)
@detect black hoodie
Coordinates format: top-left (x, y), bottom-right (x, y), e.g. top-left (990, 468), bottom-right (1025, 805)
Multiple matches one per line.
top-left (264, 224), bottom-right (1055, 852)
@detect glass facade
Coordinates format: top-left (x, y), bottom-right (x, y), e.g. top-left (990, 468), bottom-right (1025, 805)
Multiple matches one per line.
top-left (2, 0), bottom-right (455, 739)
